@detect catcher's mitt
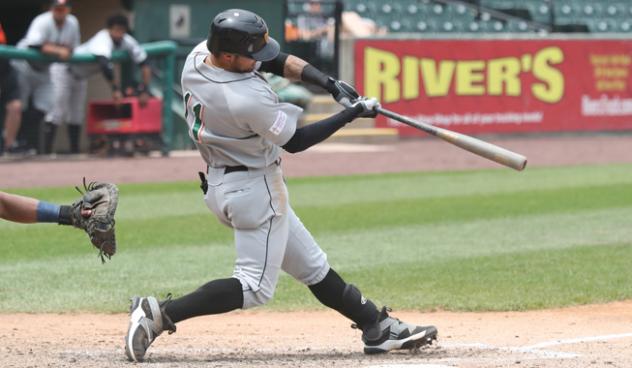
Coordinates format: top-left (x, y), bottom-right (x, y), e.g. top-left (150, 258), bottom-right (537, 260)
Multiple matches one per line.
top-left (62, 179), bottom-right (119, 262)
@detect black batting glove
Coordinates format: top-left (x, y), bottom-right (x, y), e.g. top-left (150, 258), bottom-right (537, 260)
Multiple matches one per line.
top-left (327, 78), bottom-right (360, 107)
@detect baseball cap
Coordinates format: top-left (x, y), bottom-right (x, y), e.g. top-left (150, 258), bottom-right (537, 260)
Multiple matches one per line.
top-left (51, 0), bottom-right (72, 7)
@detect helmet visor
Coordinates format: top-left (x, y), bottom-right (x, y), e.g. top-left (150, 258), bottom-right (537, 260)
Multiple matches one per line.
top-left (250, 36), bottom-right (280, 61)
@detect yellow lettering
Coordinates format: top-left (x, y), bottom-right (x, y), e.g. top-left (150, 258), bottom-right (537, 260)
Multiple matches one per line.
top-left (456, 61), bottom-right (485, 95)
top-left (532, 47), bottom-right (564, 103)
top-left (364, 47), bottom-right (400, 102)
top-left (597, 80), bottom-right (626, 91)
top-left (402, 56), bottom-right (419, 100)
top-left (420, 59), bottom-right (455, 97)
top-left (594, 67), bottom-right (629, 78)
top-left (487, 57), bottom-right (521, 96)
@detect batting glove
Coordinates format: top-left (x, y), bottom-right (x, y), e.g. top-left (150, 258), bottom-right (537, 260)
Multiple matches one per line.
top-left (350, 97), bottom-right (380, 118)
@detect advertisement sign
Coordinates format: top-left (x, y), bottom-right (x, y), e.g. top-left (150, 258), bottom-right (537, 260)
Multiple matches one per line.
top-left (355, 38), bottom-right (632, 135)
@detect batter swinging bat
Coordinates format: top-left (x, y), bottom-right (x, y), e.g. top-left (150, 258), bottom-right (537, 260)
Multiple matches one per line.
top-left (376, 107), bottom-right (528, 171)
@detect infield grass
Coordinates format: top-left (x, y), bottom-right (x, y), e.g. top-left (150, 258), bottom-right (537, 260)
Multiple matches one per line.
top-left (1, 163), bottom-right (632, 313)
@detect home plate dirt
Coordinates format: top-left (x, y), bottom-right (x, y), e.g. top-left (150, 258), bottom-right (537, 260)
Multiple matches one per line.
top-left (2, 301), bottom-right (632, 367)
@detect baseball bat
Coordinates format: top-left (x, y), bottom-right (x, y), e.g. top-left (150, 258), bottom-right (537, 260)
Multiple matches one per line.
top-left (376, 107), bottom-right (527, 171)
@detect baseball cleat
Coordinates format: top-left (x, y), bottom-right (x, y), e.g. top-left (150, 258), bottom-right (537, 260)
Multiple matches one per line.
top-left (360, 307), bottom-right (438, 354)
top-left (124, 296), bottom-right (175, 362)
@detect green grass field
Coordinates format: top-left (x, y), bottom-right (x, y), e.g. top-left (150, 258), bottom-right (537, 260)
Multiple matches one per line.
top-left (1, 163), bottom-right (632, 313)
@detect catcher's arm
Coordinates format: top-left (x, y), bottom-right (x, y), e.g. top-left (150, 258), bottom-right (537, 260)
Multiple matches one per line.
top-left (0, 191), bottom-right (90, 223)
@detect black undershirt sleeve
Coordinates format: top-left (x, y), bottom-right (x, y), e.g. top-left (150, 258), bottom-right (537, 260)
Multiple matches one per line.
top-left (259, 52), bottom-right (289, 76)
top-left (282, 105), bottom-right (362, 153)
top-left (95, 55), bottom-right (114, 82)
top-left (301, 64), bottom-right (336, 93)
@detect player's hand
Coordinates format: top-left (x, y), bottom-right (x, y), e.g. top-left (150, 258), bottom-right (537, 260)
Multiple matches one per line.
top-left (327, 78), bottom-right (359, 107)
top-left (57, 47), bottom-right (72, 60)
top-left (112, 90), bottom-right (123, 105)
top-left (138, 91), bottom-right (150, 108)
top-left (349, 97), bottom-right (380, 118)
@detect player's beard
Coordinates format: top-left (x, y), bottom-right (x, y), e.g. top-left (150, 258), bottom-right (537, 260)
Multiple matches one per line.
top-left (230, 56), bottom-right (256, 73)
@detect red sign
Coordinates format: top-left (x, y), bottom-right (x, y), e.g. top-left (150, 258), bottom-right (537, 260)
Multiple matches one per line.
top-left (355, 38), bottom-right (632, 135)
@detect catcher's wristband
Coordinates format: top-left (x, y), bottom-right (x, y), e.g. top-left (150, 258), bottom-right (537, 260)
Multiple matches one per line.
top-left (58, 205), bottom-right (73, 226)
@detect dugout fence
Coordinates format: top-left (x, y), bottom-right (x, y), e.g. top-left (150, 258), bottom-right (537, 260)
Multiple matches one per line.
top-left (0, 41), bottom-right (177, 155)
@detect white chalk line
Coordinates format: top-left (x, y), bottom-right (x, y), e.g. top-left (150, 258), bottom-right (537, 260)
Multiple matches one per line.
top-left (366, 365), bottom-right (455, 368)
top-left (442, 331), bottom-right (632, 360)
top-left (521, 332), bottom-right (632, 349)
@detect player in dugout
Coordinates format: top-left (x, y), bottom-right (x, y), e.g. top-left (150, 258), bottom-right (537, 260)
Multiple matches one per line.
top-left (0, 22), bottom-right (24, 156)
top-left (43, 13), bottom-right (152, 154)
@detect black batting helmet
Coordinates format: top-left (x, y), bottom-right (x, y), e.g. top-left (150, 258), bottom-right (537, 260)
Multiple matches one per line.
top-left (207, 9), bottom-right (280, 61)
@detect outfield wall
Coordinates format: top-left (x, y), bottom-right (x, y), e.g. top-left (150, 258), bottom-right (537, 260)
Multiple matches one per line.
top-left (340, 35), bottom-right (632, 136)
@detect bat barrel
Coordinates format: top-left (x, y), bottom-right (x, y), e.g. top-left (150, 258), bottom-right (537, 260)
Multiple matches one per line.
top-left (377, 107), bottom-right (527, 171)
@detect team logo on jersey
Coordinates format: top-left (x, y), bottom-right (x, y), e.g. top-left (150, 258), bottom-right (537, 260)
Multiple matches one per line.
top-left (269, 111), bottom-right (287, 136)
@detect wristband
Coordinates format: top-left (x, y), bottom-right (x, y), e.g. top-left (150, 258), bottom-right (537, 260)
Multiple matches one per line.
top-left (36, 201), bottom-right (61, 223)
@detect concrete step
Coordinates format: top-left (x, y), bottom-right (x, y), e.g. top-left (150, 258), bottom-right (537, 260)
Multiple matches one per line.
top-left (304, 94), bottom-right (342, 114)
top-left (328, 127), bottom-right (399, 144)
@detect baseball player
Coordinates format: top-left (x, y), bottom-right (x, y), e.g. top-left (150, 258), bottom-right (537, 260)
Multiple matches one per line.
top-left (124, 9), bottom-right (437, 362)
top-left (43, 13), bottom-right (152, 154)
top-left (11, 0), bottom-right (79, 154)
top-left (0, 22), bottom-right (23, 155)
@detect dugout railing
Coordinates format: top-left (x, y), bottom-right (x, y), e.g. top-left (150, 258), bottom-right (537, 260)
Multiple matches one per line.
top-left (0, 41), bottom-right (177, 155)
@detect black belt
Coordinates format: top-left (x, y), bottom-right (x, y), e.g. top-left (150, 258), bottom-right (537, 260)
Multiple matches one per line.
top-left (223, 159), bottom-right (281, 174)
top-left (224, 165), bottom-right (248, 174)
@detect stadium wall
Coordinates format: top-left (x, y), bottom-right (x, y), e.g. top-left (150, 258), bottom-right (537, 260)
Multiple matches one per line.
top-left (340, 34), bottom-right (632, 136)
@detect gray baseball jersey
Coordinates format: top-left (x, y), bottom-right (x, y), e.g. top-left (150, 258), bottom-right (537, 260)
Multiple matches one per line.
top-left (181, 41), bottom-right (330, 308)
top-left (181, 41), bottom-right (303, 169)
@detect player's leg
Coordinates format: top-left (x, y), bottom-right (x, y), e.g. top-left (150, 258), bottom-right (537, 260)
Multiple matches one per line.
top-left (30, 69), bottom-right (54, 154)
top-left (66, 77), bottom-right (87, 154)
top-left (282, 206), bottom-right (437, 353)
top-left (1, 65), bottom-right (23, 153)
top-left (125, 166), bottom-right (290, 362)
top-left (44, 64), bottom-right (71, 154)
top-left (9, 61), bottom-right (37, 154)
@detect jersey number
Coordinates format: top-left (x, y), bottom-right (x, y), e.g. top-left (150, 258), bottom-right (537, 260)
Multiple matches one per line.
top-left (191, 104), bottom-right (203, 142)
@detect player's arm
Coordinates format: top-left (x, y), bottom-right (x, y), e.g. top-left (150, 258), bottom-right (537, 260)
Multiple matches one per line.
top-left (259, 53), bottom-right (359, 107)
top-left (0, 191), bottom-right (87, 224)
top-left (136, 61), bottom-right (152, 106)
top-left (126, 36), bottom-right (152, 106)
top-left (282, 98), bottom-right (378, 153)
top-left (39, 42), bottom-right (72, 60)
top-left (95, 56), bottom-right (123, 103)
